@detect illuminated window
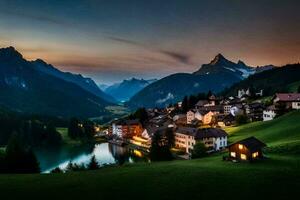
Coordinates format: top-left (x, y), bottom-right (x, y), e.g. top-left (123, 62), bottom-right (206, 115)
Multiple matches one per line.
top-left (240, 154), bottom-right (247, 160)
top-left (238, 144), bottom-right (243, 150)
top-left (252, 152), bottom-right (259, 158)
top-left (230, 152), bottom-right (236, 157)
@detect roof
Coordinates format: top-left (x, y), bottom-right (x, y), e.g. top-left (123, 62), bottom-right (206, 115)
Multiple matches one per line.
top-left (228, 136), bottom-right (266, 151)
top-left (196, 100), bottom-right (209, 107)
top-left (175, 127), bottom-right (198, 136)
top-left (176, 127), bottom-right (228, 139)
top-left (195, 128), bottom-right (228, 139)
top-left (275, 93), bottom-right (300, 102)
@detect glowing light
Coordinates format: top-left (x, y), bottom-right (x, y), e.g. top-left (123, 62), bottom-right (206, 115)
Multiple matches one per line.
top-left (238, 144), bottom-right (243, 150)
top-left (230, 152), bottom-right (236, 157)
top-left (241, 154), bottom-right (247, 160)
top-left (133, 150), bottom-right (143, 157)
top-left (252, 152), bottom-right (259, 158)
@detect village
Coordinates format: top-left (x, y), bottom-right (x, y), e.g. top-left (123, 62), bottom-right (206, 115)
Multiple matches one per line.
top-left (105, 90), bottom-right (300, 161)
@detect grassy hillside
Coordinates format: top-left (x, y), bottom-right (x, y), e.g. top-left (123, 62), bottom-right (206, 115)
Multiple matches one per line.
top-left (0, 111), bottom-right (300, 199)
top-left (225, 111), bottom-right (300, 154)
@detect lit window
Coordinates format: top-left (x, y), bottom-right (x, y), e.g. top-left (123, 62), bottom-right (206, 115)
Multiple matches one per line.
top-left (241, 154), bottom-right (247, 160)
top-left (230, 152), bottom-right (236, 157)
top-left (252, 152), bottom-right (259, 158)
top-left (238, 144), bottom-right (243, 150)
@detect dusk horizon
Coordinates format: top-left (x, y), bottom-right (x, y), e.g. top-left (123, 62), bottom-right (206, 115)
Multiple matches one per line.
top-left (1, 0), bottom-right (299, 84)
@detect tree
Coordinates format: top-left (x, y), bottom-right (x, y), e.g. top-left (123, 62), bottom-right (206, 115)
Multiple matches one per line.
top-left (5, 133), bottom-right (40, 173)
top-left (235, 114), bottom-right (249, 125)
top-left (165, 128), bottom-right (175, 148)
top-left (83, 120), bottom-right (95, 139)
top-left (130, 108), bottom-right (149, 126)
top-left (149, 131), bottom-right (173, 161)
top-left (191, 142), bottom-right (207, 159)
top-left (44, 123), bottom-right (62, 146)
top-left (68, 118), bottom-right (84, 139)
top-left (182, 96), bottom-right (189, 113)
top-left (297, 85), bottom-right (300, 93)
top-left (50, 167), bottom-right (62, 173)
top-left (88, 155), bottom-right (99, 170)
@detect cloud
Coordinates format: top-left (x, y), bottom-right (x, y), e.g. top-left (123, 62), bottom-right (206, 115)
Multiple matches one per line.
top-left (159, 50), bottom-right (191, 65)
top-left (107, 36), bottom-right (192, 65)
top-left (0, 9), bottom-right (71, 27)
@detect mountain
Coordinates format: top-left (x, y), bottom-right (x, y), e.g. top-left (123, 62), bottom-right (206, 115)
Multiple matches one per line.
top-left (222, 63), bottom-right (300, 97)
top-left (127, 54), bottom-right (271, 108)
top-left (0, 46), bottom-right (113, 118)
top-left (98, 83), bottom-right (110, 91)
top-left (255, 65), bottom-right (275, 73)
top-left (105, 78), bottom-right (157, 102)
top-left (193, 54), bottom-right (255, 78)
top-left (31, 59), bottom-right (115, 103)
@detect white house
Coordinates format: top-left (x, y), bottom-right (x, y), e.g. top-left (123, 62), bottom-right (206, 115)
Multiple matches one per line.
top-left (111, 123), bottom-right (123, 137)
top-left (263, 105), bottom-right (276, 121)
top-left (175, 127), bottom-right (228, 154)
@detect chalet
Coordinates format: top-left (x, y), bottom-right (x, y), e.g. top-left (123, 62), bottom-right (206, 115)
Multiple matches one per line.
top-left (238, 88), bottom-right (250, 98)
top-left (175, 127), bottom-right (228, 154)
top-left (273, 93), bottom-right (300, 110)
top-left (228, 137), bottom-right (266, 161)
top-left (263, 105), bottom-right (276, 121)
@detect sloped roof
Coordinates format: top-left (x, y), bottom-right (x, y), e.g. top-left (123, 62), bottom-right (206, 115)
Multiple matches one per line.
top-left (228, 136), bottom-right (266, 151)
top-left (275, 93), bottom-right (300, 102)
top-left (195, 128), bottom-right (228, 139)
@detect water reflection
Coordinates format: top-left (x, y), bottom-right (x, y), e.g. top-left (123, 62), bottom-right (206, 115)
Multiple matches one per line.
top-left (35, 143), bottom-right (148, 173)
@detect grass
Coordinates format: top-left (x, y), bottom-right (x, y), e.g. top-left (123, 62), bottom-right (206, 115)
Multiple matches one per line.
top-left (1, 111), bottom-right (300, 199)
top-left (225, 111), bottom-right (300, 154)
top-left (287, 80), bottom-right (300, 92)
top-left (57, 127), bottom-right (82, 145)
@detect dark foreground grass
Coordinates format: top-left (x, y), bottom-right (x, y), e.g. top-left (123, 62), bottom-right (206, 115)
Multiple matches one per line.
top-left (0, 154), bottom-right (300, 199)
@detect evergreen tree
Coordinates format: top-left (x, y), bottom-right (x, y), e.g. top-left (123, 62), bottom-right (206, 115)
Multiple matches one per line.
top-left (88, 155), bottom-right (99, 170)
top-left (191, 142), bottom-right (207, 159)
top-left (182, 96), bottom-right (189, 113)
top-left (83, 120), bottom-right (95, 139)
top-left (150, 131), bottom-right (173, 161)
top-left (68, 118), bottom-right (84, 139)
top-left (5, 133), bottom-right (40, 173)
top-left (165, 128), bottom-right (175, 148)
top-left (44, 123), bottom-right (62, 146)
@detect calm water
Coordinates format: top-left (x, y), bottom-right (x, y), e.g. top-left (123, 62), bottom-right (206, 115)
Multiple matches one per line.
top-left (35, 143), bottom-right (149, 173)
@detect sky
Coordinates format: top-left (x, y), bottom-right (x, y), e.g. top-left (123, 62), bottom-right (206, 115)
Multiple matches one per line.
top-left (0, 0), bottom-right (299, 84)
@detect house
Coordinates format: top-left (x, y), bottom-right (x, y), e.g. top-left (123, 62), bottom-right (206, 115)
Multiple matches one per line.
top-left (215, 114), bottom-right (235, 127)
top-left (263, 105), bottom-right (276, 121)
top-left (175, 127), bottom-right (228, 154)
top-left (186, 109), bottom-right (203, 124)
top-left (228, 137), bottom-right (266, 161)
top-left (273, 93), bottom-right (300, 110)
top-left (238, 88), bottom-right (250, 98)
top-left (245, 102), bottom-right (265, 121)
top-left (109, 119), bottom-right (143, 139)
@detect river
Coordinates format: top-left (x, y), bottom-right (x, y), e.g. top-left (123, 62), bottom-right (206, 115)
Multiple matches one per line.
top-left (35, 142), bottom-right (149, 173)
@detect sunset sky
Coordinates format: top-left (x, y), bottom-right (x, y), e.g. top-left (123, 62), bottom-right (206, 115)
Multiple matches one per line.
top-left (0, 0), bottom-right (299, 84)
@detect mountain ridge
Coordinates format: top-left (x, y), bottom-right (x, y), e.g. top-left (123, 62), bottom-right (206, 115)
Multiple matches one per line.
top-left (127, 54), bottom-right (274, 108)
top-left (0, 46), bottom-right (113, 118)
